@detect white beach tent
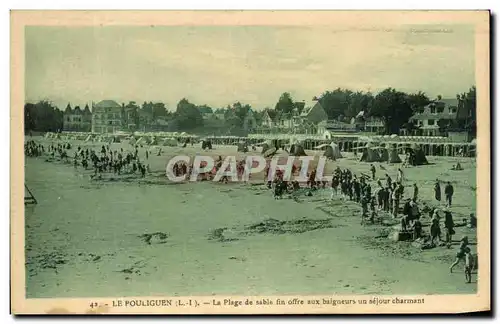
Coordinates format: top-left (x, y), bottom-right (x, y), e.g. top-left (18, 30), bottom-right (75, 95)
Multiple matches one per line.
top-left (162, 138), bottom-right (178, 147)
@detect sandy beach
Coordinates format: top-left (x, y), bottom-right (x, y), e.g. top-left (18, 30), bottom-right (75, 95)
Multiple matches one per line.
top-left (24, 138), bottom-right (478, 298)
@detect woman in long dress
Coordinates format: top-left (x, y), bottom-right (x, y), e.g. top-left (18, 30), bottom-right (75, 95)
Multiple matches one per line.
top-left (434, 179), bottom-right (442, 202)
top-left (396, 168), bottom-right (404, 185)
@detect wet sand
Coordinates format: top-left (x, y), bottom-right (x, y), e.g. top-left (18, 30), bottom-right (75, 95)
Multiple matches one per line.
top-left (25, 138), bottom-right (478, 297)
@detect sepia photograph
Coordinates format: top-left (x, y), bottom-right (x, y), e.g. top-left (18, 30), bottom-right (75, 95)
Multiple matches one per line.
top-left (11, 10), bottom-right (490, 314)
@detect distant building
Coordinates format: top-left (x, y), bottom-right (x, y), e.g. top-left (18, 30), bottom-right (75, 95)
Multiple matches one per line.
top-left (146, 116), bottom-right (171, 132)
top-left (91, 100), bottom-right (123, 133)
top-left (364, 116), bottom-right (385, 134)
top-left (137, 109), bottom-right (154, 131)
top-left (63, 104), bottom-right (92, 132)
top-left (260, 110), bottom-right (278, 128)
top-left (243, 108), bottom-right (257, 132)
top-left (351, 111), bottom-right (385, 134)
top-left (409, 98), bottom-right (460, 136)
top-left (211, 108), bottom-right (226, 121)
top-left (317, 119), bottom-right (356, 135)
top-left (198, 106), bottom-right (214, 120)
top-left (123, 104), bottom-right (139, 131)
top-left (255, 100), bottom-right (327, 134)
top-left (300, 100), bottom-right (328, 125)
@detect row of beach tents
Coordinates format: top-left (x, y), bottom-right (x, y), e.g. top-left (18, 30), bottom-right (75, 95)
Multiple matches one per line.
top-left (254, 139), bottom-right (427, 165)
top-left (42, 132), bottom-right (428, 165)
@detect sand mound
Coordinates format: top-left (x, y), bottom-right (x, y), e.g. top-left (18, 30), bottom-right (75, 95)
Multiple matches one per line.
top-left (243, 217), bottom-right (341, 235)
top-left (207, 228), bottom-right (238, 242)
top-left (138, 232), bottom-right (169, 245)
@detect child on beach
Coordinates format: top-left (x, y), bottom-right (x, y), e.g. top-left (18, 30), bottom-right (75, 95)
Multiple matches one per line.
top-left (330, 176), bottom-right (339, 199)
top-left (450, 236), bottom-right (469, 273)
top-left (464, 247), bottom-right (473, 283)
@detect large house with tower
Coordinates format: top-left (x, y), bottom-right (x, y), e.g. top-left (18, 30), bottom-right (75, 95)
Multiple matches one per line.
top-left (63, 104), bottom-right (92, 132)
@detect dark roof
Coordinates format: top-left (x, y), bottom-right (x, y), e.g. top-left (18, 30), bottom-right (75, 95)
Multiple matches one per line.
top-left (72, 106), bottom-right (82, 114)
top-left (95, 100), bottom-right (121, 108)
top-left (411, 98), bottom-right (460, 121)
top-left (139, 109), bottom-right (153, 117)
top-left (83, 105), bottom-right (91, 115)
top-left (276, 112), bottom-right (292, 120)
top-left (303, 102), bottom-right (328, 123)
top-left (198, 106), bottom-right (213, 114)
top-left (266, 110), bottom-right (278, 121)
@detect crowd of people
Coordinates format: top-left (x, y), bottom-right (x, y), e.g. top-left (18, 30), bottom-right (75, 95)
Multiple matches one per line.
top-left (24, 139), bottom-right (476, 283)
top-left (260, 160), bottom-right (475, 282)
top-left (25, 140), bottom-right (151, 179)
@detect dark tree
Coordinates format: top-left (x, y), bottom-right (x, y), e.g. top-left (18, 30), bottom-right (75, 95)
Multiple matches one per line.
top-left (174, 98), bottom-right (203, 130)
top-left (457, 86), bottom-right (476, 136)
top-left (274, 92), bottom-right (295, 114)
top-left (406, 91), bottom-right (431, 114)
top-left (437, 119), bottom-right (451, 135)
top-left (24, 100), bottom-right (63, 133)
top-left (152, 102), bottom-right (167, 119)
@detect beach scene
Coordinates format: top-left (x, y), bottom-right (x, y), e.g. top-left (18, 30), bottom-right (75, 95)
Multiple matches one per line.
top-left (22, 20), bottom-right (479, 299)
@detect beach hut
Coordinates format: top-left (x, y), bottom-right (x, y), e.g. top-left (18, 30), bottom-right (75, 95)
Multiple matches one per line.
top-left (135, 137), bottom-right (146, 145)
top-left (263, 147), bottom-right (278, 158)
top-left (201, 139), bottom-right (213, 150)
top-left (149, 137), bottom-right (158, 145)
top-left (359, 142), bottom-right (382, 162)
top-left (260, 140), bottom-right (275, 154)
top-left (324, 142), bottom-right (343, 160)
top-left (387, 144), bottom-right (402, 163)
top-left (379, 146), bottom-right (389, 162)
top-left (407, 143), bottom-right (428, 166)
top-left (162, 138), bottom-right (178, 147)
top-left (237, 141), bottom-right (248, 153)
top-left (289, 139), bottom-right (307, 156)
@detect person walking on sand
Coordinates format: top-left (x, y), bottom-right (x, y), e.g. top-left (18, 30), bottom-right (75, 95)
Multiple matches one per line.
top-left (376, 183), bottom-right (385, 210)
top-left (391, 183), bottom-right (400, 218)
top-left (430, 216), bottom-right (441, 245)
top-left (330, 175), bottom-right (339, 199)
top-left (444, 209), bottom-right (455, 248)
top-left (386, 185), bottom-right (392, 212)
top-left (386, 173), bottom-right (392, 189)
top-left (445, 181), bottom-right (454, 207)
top-left (450, 236), bottom-right (469, 273)
top-left (396, 168), bottom-right (404, 185)
top-left (464, 247), bottom-right (473, 283)
top-left (434, 179), bottom-right (442, 202)
top-left (360, 193), bottom-right (369, 224)
top-left (413, 183), bottom-right (419, 202)
top-left (370, 164), bottom-right (376, 180)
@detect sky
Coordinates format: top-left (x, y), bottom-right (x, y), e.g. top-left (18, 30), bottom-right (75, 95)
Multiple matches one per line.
top-left (25, 25), bottom-right (475, 111)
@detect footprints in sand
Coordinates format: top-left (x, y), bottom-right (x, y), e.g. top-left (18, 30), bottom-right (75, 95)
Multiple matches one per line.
top-left (26, 251), bottom-right (110, 277)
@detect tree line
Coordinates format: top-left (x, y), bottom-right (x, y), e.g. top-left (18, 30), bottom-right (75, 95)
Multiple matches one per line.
top-left (24, 85), bottom-right (476, 136)
top-left (271, 86), bottom-right (476, 136)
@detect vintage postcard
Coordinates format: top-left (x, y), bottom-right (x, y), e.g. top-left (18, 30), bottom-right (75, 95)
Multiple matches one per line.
top-left (11, 10), bottom-right (490, 314)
